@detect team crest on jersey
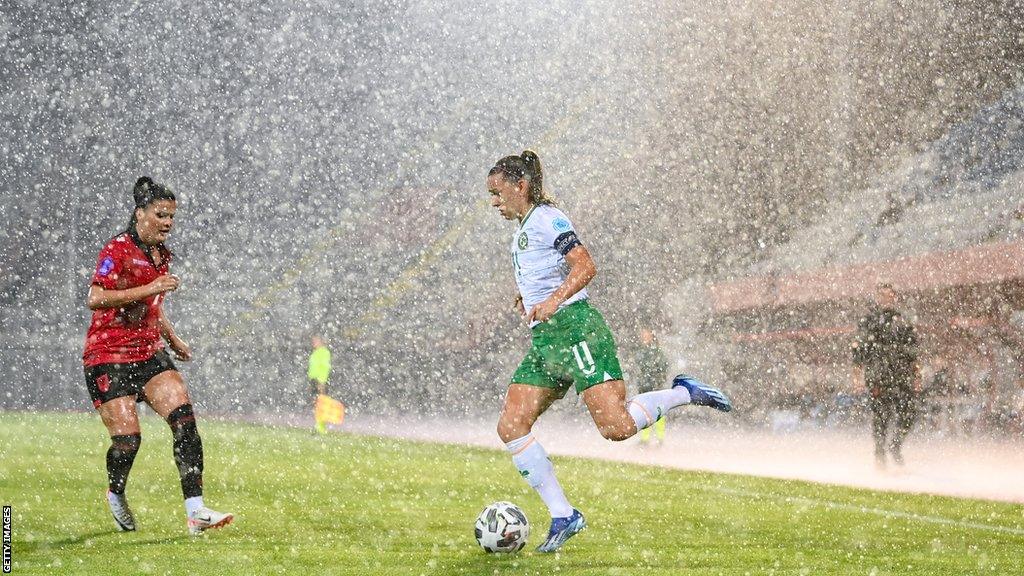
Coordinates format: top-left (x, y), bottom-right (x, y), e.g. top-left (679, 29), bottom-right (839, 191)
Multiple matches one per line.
top-left (517, 232), bottom-right (528, 250)
top-left (98, 256), bottom-right (115, 276)
top-left (96, 373), bottom-right (111, 393)
top-left (552, 217), bottom-right (571, 233)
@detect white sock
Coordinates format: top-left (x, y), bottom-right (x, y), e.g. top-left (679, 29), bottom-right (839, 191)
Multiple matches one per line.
top-left (627, 387), bottom-right (692, 430)
top-left (184, 496), bottom-right (204, 516)
top-left (506, 434), bottom-right (573, 518)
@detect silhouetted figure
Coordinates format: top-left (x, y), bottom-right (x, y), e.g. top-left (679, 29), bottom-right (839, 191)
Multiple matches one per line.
top-left (851, 284), bottom-right (920, 468)
top-left (307, 335), bottom-right (332, 434)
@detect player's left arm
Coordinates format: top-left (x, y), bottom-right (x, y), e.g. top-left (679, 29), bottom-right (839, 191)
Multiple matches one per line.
top-left (527, 245), bottom-right (596, 324)
top-left (159, 306), bottom-right (192, 361)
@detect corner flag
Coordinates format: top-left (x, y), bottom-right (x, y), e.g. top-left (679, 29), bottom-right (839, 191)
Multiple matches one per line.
top-left (315, 394), bottom-right (345, 426)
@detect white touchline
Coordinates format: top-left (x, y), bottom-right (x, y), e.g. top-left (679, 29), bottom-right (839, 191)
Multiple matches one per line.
top-left (643, 480), bottom-right (1024, 537)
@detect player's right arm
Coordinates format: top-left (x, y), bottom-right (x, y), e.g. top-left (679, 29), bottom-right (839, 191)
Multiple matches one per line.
top-left (86, 246), bottom-right (179, 310)
top-left (87, 277), bottom-right (179, 310)
top-left (513, 292), bottom-right (525, 317)
top-left (526, 245), bottom-right (596, 324)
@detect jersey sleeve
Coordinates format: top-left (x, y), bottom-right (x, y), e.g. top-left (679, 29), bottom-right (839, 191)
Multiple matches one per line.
top-left (539, 209), bottom-right (583, 256)
top-left (91, 242), bottom-right (124, 289)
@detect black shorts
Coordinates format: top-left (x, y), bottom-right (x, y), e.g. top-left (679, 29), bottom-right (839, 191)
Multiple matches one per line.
top-left (84, 349), bottom-right (177, 408)
top-left (309, 379), bottom-right (328, 401)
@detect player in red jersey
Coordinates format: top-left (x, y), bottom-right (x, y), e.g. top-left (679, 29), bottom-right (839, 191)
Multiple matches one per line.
top-left (83, 176), bottom-right (233, 535)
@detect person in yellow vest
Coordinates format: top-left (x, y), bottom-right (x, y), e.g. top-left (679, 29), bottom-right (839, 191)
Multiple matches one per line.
top-left (307, 336), bottom-right (332, 434)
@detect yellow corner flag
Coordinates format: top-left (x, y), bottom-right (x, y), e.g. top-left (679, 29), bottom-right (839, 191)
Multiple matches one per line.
top-left (315, 394), bottom-right (345, 426)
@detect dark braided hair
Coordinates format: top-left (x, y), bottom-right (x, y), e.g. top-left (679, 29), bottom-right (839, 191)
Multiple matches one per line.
top-left (128, 176), bottom-right (175, 229)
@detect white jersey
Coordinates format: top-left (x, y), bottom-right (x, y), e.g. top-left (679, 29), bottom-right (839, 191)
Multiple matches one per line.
top-left (510, 204), bottom-right (588, 326)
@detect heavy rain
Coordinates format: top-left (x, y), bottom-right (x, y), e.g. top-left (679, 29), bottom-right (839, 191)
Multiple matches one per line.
top-left (2, 1), bottom-right (1023, 574)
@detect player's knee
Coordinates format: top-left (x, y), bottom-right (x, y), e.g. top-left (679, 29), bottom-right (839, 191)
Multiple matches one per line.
top-left (110, 433), bottom-right (142, 458)
top-left (166, 402), bottom-right (195, 425)
top-left (166, 403), bottom-right (201, 442)
top-left (497, 420), bottom-right (527, 444)
top-left (600, 426), bottom-right (633, 442)
top-left (592, 410), bottom-right (635, 441)
top-left (595, 415), bottom-right (635, 441)
top-left (496, 422), bottom-right (511, 443)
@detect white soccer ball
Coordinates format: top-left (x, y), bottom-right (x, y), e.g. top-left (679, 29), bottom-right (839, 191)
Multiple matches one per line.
top-left (474, 501), bottom-right (530, 553)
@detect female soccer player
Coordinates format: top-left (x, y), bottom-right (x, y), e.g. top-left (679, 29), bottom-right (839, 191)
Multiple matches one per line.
top-left (487, 151), bottom-right (732, 553)
top-left (83, 176), bottom-right (233, 535)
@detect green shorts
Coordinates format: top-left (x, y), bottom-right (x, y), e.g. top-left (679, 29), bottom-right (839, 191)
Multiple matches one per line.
top-left (511, 300), bottom-right (624, 396)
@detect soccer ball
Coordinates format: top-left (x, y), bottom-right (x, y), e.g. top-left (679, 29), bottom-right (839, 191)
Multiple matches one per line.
top-left (474, 501), bottom-right (530, 553)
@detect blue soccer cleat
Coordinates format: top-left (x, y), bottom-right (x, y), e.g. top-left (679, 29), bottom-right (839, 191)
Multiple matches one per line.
top-left (535, 509), bottom-right (586, 553)
top-left (673, 375), bottom-right (733, 412)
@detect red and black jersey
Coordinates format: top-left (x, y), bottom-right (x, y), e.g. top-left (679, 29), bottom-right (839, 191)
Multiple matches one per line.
top-left (82, 228), bottom-right (172, 367)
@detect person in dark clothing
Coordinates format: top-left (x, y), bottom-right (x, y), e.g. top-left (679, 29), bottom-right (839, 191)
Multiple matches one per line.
top-left (923, 357), bottom-right (954, 434)
top-left (851, 284), bottom-right (920, 468)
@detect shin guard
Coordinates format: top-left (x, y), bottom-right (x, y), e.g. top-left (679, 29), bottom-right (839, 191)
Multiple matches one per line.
top-left (106, 433), bottom-right (142, 495)
top-left (167, 404), bottom-right (204, 499)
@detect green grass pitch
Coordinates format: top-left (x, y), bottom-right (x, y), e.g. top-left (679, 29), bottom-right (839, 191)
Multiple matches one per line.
top-left (2, 412), bottom-right (1022, 575)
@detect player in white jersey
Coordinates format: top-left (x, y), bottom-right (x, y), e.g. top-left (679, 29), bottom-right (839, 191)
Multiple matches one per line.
top-left (510, 202), bottom-right (589, 325)
top-left (487, 150), bottom-right (733, 553)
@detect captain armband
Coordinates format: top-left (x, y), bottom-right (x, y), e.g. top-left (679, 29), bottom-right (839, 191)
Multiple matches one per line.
top-left (553, 231), bottom-right (582, 256)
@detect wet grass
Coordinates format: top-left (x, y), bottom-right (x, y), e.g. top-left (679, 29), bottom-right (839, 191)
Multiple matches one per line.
top-left (2, 411), bottom-right (1023, 575)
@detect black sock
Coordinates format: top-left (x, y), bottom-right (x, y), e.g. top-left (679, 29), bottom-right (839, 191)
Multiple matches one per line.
top-left (166, 404), bottom-right (204, 499)
top-left (106, 434), bottom-right (142, 495)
